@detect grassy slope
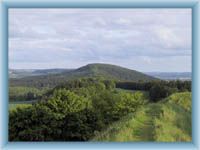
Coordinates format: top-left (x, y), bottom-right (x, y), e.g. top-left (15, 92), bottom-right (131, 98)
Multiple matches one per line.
top-left (92, 92), bottom-right (191, 142)
top-left (9, 103), bottom-right (32, 111)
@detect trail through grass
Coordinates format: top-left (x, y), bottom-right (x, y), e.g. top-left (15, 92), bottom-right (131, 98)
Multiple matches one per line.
top-left (92, 104), bottom-right (163, 141)
top-left (131, 104), bottom-right (162, 141)
top-left (92, 92), bottom-right (191, 142)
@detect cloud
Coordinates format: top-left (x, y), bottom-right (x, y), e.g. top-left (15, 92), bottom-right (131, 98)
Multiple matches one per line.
top-left (9, 8), bottom-right (191, 72)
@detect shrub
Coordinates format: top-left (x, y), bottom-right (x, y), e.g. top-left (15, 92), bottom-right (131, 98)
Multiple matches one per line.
top-left (149, 84), bottom-right (178, 102)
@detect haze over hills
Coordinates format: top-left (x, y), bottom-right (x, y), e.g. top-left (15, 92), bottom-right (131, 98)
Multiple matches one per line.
top-left (9, 63), bottom-right (157, 88)
top-left (9, 64), bottom-right (192, 81)
top-left (145, 72), bottom-right (191, 80)
top-left (9, 68), bottom-right (73, 79)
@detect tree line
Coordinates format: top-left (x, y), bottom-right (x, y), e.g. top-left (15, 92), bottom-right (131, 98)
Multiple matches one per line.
top-left (9, 86), bottom-right (49, 101)
top-left (116, 80), bottom-right (191, 102)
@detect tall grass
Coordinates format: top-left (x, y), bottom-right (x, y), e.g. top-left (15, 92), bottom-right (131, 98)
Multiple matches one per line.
top-left (154, 103), bottom-right (191, 142)
top-left (92, 92), bottom-right (191, 142)
top-left (92, 104), bottom-right (162, 141)
top-left (166, 92), bottom-right (191, 112)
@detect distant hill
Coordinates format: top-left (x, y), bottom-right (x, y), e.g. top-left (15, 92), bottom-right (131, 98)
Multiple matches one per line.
top-left (68, 63), bottom-right (157, 81)
top-left (145, 72), bottom-right (191, 81)
top-left (9, 68), bottom-right (72, 78)
top-left (10, 63), bottom-right (157, 88)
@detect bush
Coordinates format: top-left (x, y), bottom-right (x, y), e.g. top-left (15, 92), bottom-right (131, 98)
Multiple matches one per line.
top-left (149, 84), bottom-right (178, 102)
top-left (9, 89), bottom-right (92, 141)
top-left (92, 91), bottom-right (147, 123)
top-left (62, 109), bottom-right (104, 141)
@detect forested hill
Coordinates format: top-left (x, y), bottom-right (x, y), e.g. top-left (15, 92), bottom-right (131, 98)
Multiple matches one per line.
top-left (10, 63), bottom-right (158, 88)
top-left (70, 63), bottom-right (157, 81)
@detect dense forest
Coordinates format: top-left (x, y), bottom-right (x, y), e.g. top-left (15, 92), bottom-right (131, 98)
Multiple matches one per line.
top-left (9, 64), bottom-right (192, 141)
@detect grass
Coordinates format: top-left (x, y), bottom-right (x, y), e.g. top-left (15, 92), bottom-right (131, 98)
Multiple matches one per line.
top-left (92, 92), bottom-right (191, 142)
top-left (154, 103), bottom-right (191, 141)
top-left (9, 103), bottom-right (32, 111)
top-left (166, 92), bottom-right (191, 112)
top-left (9, 100), bottom-right (37, 111)
top-left (91, 103), bottom-right (162, 141)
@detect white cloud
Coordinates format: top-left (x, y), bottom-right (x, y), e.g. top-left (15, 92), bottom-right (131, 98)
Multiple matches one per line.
top-left (9, 8), bottom-right (191, 72)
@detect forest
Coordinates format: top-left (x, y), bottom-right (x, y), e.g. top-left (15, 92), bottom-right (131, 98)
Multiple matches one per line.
top-left (9, 64), bottom-right (192, 141)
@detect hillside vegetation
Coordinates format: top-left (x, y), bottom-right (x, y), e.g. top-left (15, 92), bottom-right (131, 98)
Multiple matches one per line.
top-left (9, 79), bottom-right (148, 141)
top-left (9, 86), bottom-right (50, 101)
top-left (9, 77), bottom-right (191, 142)
top-left (92, 92), bottom-right (191, 142)
top-left (10, 63), bottom-right (157, 88)
top-left (9, 64), bottom-right (192, 142)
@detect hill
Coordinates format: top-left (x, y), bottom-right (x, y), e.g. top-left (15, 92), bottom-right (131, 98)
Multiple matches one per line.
top-left (10, 63), bottom-right (158, 88)
top-left (92, 92), bottom-right (191, 142)
top-left (145, 72), bottom-right (191, 81)
top-left (69, 63), bottom-right (157, 81)
top-left (9, 68), bottom-right (71, 79)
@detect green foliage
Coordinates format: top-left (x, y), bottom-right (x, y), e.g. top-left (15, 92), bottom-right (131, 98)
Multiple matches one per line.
top-left (9, 86), bottom-right (49, 101)
top-left (92, 104), bottom-right (162, 141)
top-left (116, 80), bottom-right (191, 92)
top-left (92, 93), bottom-right (191, 142)
top-left (156, 92), bottom-right (192, 141)
top-left (9, 76), bottom-right (192, 142)
top-left (154, 103), bottom-right (191, 141)
top-left (44, 78), bottom-right (117, 102)
top-left (10, 63), bottom-right (157, 88)
top-left (116, 80), bottom-right (191, 102)
top-left (92, 90), bottom-right (147, 124)
top-left (9, 78), bottom-right (148, 141)
top-left (165, 92), bottom-right (191, 112)
top-left (149, 84), bottom-right (178, 102)
top-left (9, 89), bottom-right (91, 141)
top-left (47, 89), bottom-right (90, 114)
top-left (62, 109), bottom-right (104, 141)
top-left (9, 103), bottom-right (32, 111)
top-left (104, 80), bottom-right (116, 90)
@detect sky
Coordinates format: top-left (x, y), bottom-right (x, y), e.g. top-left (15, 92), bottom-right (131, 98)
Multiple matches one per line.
top-left (9, 8), bottom-right (191, 72)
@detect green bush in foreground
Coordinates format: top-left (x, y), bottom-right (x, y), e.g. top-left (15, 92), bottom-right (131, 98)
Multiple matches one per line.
top-left (9, 78), bottom-right (191, 142)
top-left (9, 89), bottom-right (91, 141)
top-left (9, 87), bottom-right (147, 141)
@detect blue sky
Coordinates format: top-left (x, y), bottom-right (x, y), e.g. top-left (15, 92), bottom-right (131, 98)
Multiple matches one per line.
top-left (9, 9), bottom-right (191, 72)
